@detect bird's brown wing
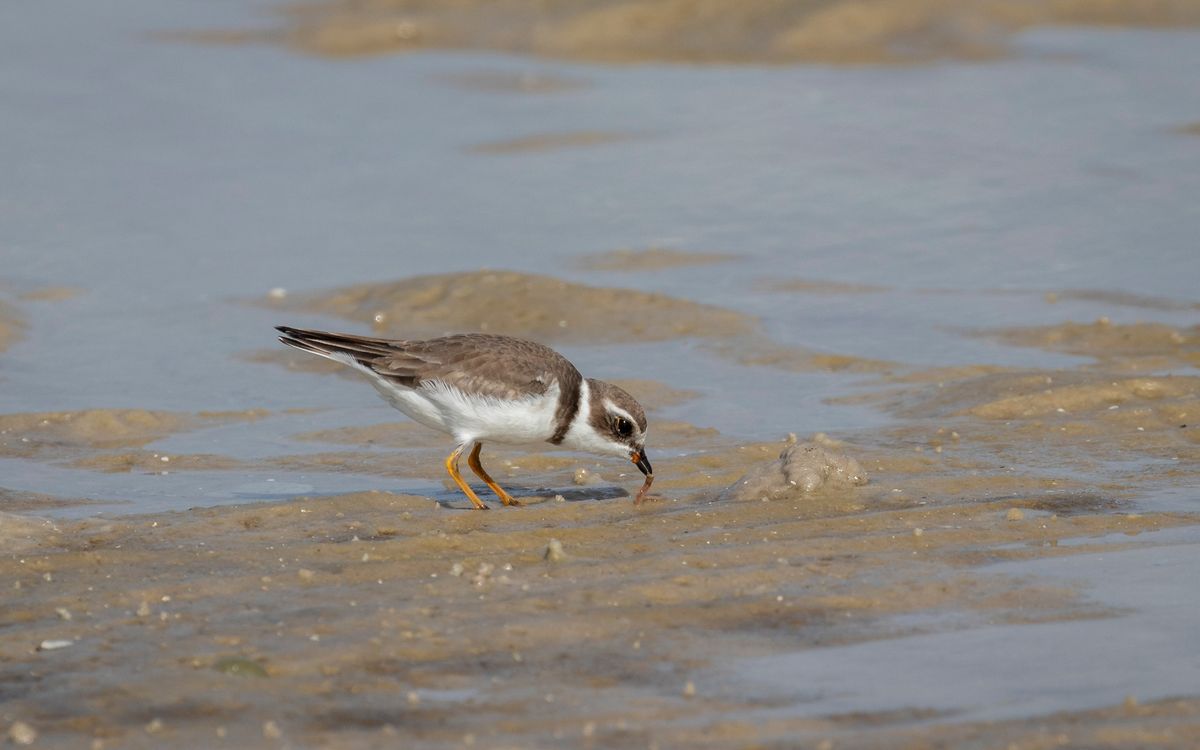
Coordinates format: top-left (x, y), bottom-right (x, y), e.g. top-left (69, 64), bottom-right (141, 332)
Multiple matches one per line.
top-left (276, 327), bottom-right (580, 400)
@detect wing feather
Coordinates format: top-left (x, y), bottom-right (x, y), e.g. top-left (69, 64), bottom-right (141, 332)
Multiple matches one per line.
top-left (275, 327), bottom-right (578, 398)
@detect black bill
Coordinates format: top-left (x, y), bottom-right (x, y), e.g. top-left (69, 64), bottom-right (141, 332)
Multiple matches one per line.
top-left (631, 449), bottom-right (653, 477)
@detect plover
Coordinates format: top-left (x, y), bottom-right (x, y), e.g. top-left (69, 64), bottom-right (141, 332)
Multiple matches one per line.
top-left (276, 326), bottom-right (653, 509)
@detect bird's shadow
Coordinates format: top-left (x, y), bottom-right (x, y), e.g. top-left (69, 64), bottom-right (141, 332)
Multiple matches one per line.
top-left (431, 483), bottom-right (629, 510)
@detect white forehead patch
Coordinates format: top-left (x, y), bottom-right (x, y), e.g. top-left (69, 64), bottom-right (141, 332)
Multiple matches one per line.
top-left (603, 399), bottom-right (638, 431)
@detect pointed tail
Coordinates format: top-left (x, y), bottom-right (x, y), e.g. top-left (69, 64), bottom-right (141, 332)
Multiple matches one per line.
top-left (275, 326), bottom-right (402, 367)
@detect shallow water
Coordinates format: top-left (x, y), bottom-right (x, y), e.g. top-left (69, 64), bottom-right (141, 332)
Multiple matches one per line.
top-left (718, 524), bottom-right (1200, 723)
top-left (2, 0), bottom-right (1199, 746)
top-left (3, 4), bottom-right (1197, 504)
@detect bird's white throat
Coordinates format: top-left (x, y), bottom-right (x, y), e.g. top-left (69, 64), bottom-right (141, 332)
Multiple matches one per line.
top-left (560, 378), bottom-right (629, 458)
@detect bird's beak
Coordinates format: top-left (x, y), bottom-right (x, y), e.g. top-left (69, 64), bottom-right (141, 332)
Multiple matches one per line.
top-left (631, 449), bottom-right (653, 477)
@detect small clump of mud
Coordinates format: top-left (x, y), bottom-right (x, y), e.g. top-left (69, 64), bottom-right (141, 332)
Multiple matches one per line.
top-left (260, 270), bottom-right (755, 344)
top-left (575, 247), bottom-right (737, 272)
top-left (725, 437), bottom-right (869, 502)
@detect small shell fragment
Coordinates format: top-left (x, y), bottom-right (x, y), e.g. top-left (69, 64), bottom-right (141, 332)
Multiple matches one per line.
top-left (544, 539), bottom-right (566, 562)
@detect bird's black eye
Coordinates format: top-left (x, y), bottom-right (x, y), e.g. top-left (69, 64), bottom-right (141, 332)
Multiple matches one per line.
top-left (614, 416), bottom-right (633, 438)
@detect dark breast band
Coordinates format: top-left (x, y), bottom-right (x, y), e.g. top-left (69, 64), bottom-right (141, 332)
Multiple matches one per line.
top-left (548, 369), bottom-right (583, 445)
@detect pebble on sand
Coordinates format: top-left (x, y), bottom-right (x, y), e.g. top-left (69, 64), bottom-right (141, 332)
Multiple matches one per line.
top-left (573, 467), bottom-right (599, 485)
top-left (544, 539), bottom-right (567, 562)
top-left (1006, 508), bottom-right (1025, 521)
top-left (214, 656), bottom-right (268, 678)
top-left (37, 639), bottom-right (73, 651)
top-left (8, 721), bottom-right (37, 746)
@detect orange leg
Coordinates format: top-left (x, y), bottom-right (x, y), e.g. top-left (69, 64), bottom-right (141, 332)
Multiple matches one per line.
top-left (467, 443), bottom-right (520, 507)
top-left (445, 444), bottom-right (489, 510)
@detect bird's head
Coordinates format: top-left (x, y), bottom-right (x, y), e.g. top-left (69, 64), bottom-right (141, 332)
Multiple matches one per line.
top-left (583, 378), bottom-right (652, 478)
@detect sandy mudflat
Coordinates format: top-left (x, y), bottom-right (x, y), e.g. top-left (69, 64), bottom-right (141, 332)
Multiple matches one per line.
top-left (195, 0), bottom-right (1200, 64)
top-left (575, 248), bottom-right (738, 272)
top-left (983, 319), bottom-right (1200, 369)
top-left (707, 336), bottom-right (898, 374)
top-left (257, 270), bottom-right (903, 378)
top-left (3, 458), bottom-right (1197, 748)
top-left (0, 300), bottom-right (24, 353)
top-left (259, 270), bottom-right (755, 344)
top-left (759, 277), bottom-right (890, 294)
top-left (0, 409), bottom-right (268, 464)
top-left (1044, 289), bottom-right (1200, 312)
top-left (431, 70), bottom-right (589, 94)
top-left (5, 307), bottom-right (1200, 747)
top-left (5, 0), bottom-right (1200, 743)
top-left (467, 130), bottom-right (638, 154)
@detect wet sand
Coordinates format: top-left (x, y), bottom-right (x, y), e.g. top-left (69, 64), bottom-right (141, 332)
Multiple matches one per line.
top-left (0, 300), bottom-right (24, 353)
top-left (467, 131), bottom-right (638, 155)
top-left (5, 5), bottom-right (1200, 744)
top-left (0, 409), bottom-right (268, 464)
top-left (3, 459), bottom-right (1195, 747)
top-left (575, 248), bottom-right (738, 272)
top-left (258, 270), bottom-right (755, 344)
top-left (759, 278), bottom-right (889, 295)
top-left (187, 0), bottom-right (1200, 64)
top-left (254, 270), bottom-right (900, 379)
top-left (5, 291), bottom-right (1200, 746)
top-left (707, 336), bottom-right (897, 374)
top-left (982, 319), bottom-right (1200, 369)
top-left (432, 70), bottom-right (588, 94)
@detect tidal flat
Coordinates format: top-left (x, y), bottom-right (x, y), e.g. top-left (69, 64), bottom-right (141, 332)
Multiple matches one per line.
top-left (3, 1), bottom-right (1200, 747)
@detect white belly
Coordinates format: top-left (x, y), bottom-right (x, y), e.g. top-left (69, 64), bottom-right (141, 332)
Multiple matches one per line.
top-left (369, 375), bottom-right (559, 446)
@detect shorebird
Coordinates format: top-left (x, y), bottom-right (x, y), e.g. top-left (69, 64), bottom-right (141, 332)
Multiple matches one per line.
top-left (276, 326), bottom-right (653, 509)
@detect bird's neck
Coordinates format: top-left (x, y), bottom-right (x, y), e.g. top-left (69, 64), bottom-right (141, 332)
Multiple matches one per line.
top-left (547, 370), bottom-right (585, 445)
